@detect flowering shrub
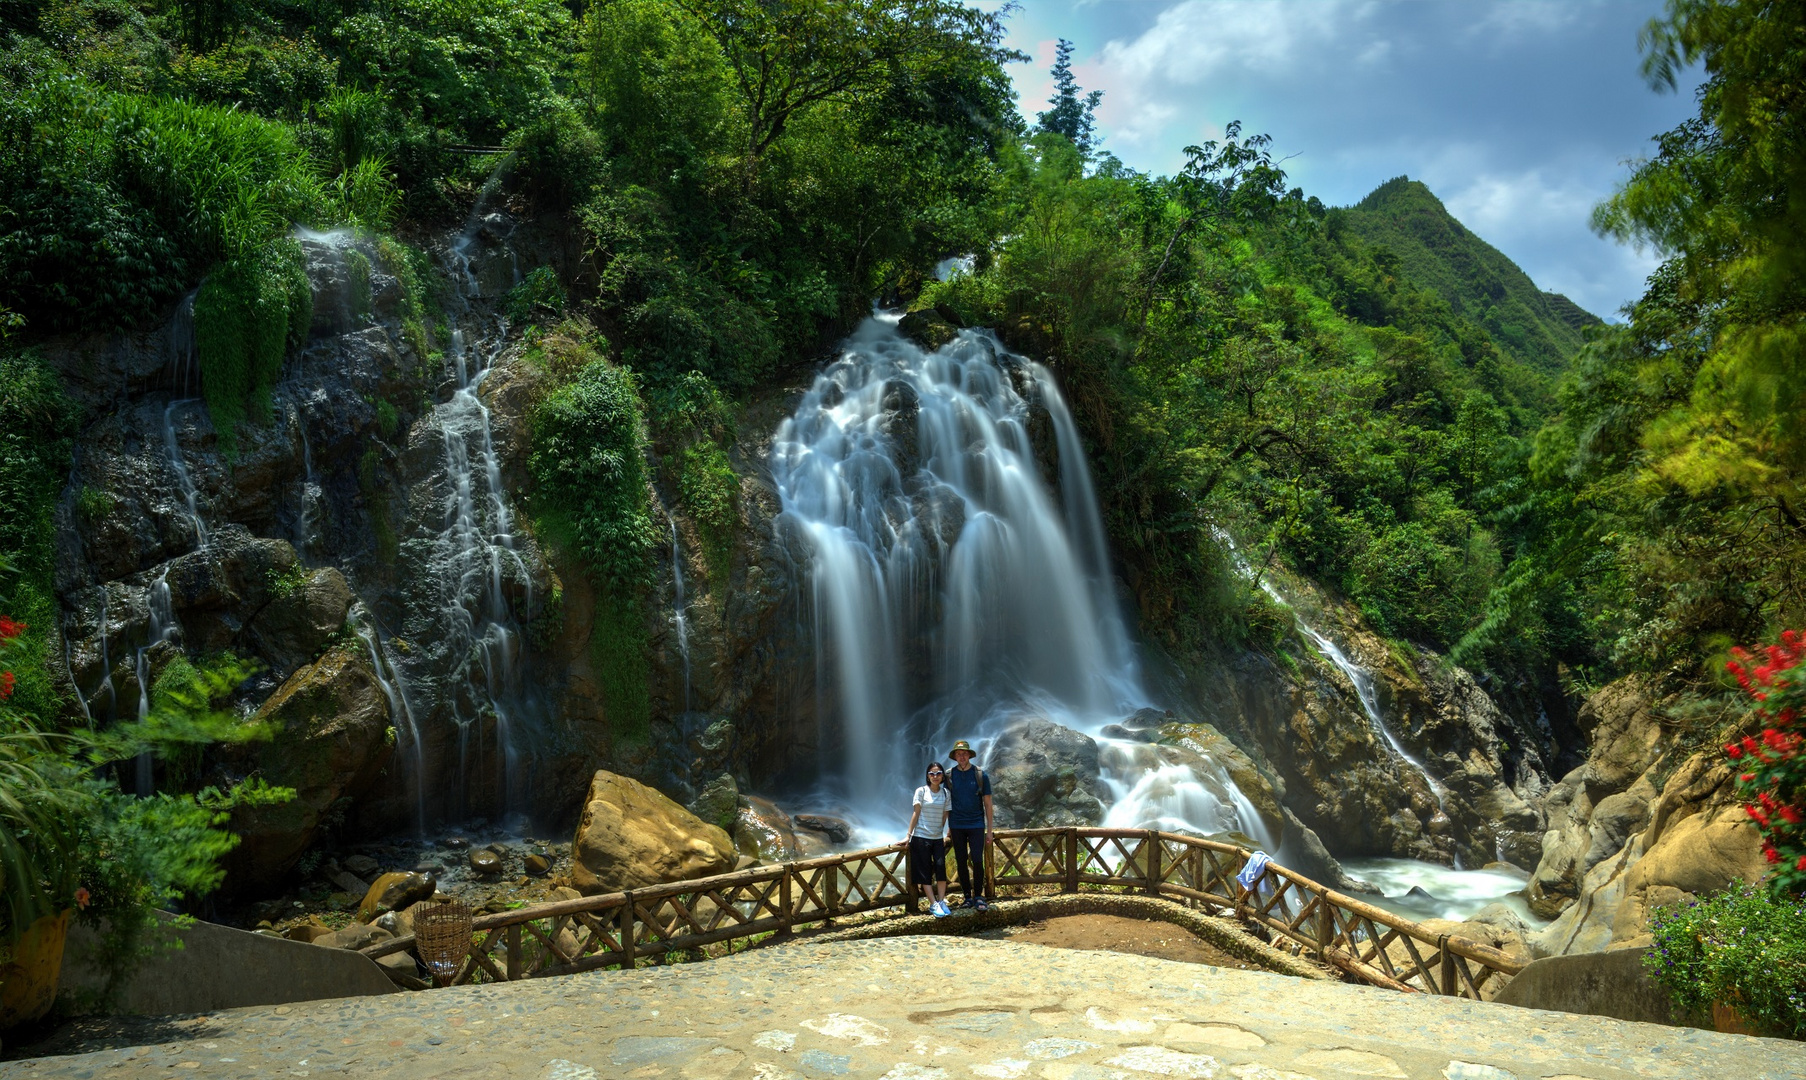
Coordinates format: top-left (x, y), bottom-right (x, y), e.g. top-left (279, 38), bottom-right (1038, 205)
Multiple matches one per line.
top-left (1645, 885), bottom-right (1806, 1038)
top-left (1724, 630), bottom-right (1806, 895)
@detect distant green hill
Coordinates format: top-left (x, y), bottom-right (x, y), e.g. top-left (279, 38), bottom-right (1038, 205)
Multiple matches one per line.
top-left (1341, 177), bottom-right (1602, 372)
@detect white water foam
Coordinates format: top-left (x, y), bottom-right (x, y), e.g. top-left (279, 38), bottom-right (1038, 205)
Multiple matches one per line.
top-left (771, 316), bottom-right (1265, 844)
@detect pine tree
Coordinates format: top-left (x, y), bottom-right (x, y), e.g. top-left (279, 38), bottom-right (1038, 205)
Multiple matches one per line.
top-left (1035, 39), bottom-right (1103, 157)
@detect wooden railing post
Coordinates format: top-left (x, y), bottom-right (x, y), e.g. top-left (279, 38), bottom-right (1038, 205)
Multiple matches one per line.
top-left (1144, 830), bottom-right (1161, 896)
top-left (1064, 828), bottom-right (1078, 893)
top-left (902, 844), bottom-right (919, 914)
top-left (619, 892), bottom-right (636, 970)
top-left (1316, 899), bottom-right (1334, 959)
top-left (1439, 937), bottom-right (1456, 996)
top-left (506, 924), bottom-right (522, 980)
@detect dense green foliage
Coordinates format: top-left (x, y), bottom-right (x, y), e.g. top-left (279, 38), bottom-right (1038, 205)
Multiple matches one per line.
top-left (529, 338), bottom-right (658, 740)
top-left (1451, 0), bottom-right (1805, 693)
top-left (0, 632), bottom-right (290, 1000)
top-left (1647, 884), bottom-right (1806, 1036)
top-left (1341, 178), bottom-right (1600, 372)
top-left (193, 238), bottom-right (311, 457)
top-left (0, 352), bottom-right (77, 721)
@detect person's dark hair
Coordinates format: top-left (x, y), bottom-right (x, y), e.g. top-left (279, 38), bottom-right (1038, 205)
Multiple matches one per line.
top-left (924, 761), bottom-right (946, 786)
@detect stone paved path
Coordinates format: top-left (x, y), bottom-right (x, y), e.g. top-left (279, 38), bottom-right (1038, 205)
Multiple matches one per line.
top-left (4, 937), bottom-right (1801, 1079)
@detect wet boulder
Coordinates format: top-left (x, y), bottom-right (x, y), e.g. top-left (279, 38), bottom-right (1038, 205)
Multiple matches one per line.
top-left (988, 719), bottom-right (1106, 829)
top-left (734, 796), bottom-right (800, 864)
top-left (570, 771), bottom-right (736, 895)
top-left (248, 567), bottom-right (355, 675)
top-left (898, 308), bottom-right (959, 351)
top-left (793, 814), bottom-right (853, 845)
top-left (358, 871), bottom-right (435, 923)
top-left (687, 773), bottom-right (740, 834)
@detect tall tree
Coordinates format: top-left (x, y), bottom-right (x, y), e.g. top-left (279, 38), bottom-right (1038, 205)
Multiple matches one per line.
top-left (670, 0), bottom-right (1016, 177)
top-left (1035, 38), bottom-right (1102, 157)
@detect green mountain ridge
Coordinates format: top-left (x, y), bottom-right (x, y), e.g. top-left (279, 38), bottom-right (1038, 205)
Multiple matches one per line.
top-left (1342, 176), bottom-right (1603, 372)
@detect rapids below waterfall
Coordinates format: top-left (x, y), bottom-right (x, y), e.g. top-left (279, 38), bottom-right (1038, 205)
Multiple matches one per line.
top-left (769, 313), bottom-right (1270, 847)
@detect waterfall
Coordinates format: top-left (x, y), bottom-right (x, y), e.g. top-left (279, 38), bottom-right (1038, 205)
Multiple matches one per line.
top-left (670, 521), bottom-right (692, 713)
top-left (132, 569), bottom-right (179, 794)
top-left (353, 605), bottom-right (425, 833)
top-left (292, 399), bottom-right (325, 558)
top-left (1215, 529), bottom-right (1453, 842)
top-left (161, 400), bottom-right (208, 549)
top-left (382, 201), bottom-right (536, 821)
top-left (771, 315), bottom-right (1263, 840)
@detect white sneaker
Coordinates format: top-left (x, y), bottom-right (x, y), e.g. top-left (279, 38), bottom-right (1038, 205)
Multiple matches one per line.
top-left (931, 901), bottom-right (949, 917)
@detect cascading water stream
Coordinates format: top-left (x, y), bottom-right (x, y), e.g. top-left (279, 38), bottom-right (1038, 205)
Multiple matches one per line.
top-left (772, 315), bottom-right (1267, 844)
top-left (162, 401), bottom-right (208, 550)
top-left (1213, 529), bottom-right (1455, 858)
top-left (132, 569), bottom-right (177, 794)
top-left (352, 605), bottom-right (426, 833)
top-left (292, 399), bottom-right (325, 558)
top-left (373, 193), bottom-right (536, 823)
top-left (670, 521), bottom-right (692, 713)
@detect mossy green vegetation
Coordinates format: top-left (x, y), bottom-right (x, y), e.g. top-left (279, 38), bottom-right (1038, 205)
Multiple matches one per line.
top-left (193, 239), bottom-right (311, 458)
top-left (529, 334), bottom-right (659, 742)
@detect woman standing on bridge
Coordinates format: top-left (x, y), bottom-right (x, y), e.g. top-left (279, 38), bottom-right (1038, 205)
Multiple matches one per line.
top-left (908, 762), bottom-right (953, 917)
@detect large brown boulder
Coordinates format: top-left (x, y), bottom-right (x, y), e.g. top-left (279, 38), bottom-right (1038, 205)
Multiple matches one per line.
top-left (570, 771), bottom-right (736, 895)
top-left (226, 645), bottom-right (394, 890)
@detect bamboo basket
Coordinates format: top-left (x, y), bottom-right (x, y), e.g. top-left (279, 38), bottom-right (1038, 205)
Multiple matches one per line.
top-left (412, 901), bottom-right (474, 986)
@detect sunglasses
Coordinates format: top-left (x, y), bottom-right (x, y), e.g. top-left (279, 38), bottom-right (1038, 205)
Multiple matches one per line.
top-left (927, 770), bottom-right (944, 776)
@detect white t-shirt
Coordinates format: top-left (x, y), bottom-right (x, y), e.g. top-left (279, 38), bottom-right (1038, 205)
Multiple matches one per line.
top-left (912, 785), bottom-right (950, 838)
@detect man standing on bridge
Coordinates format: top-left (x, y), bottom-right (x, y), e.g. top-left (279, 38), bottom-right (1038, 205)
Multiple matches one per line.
top-left (945, 740), bottom-right (994, 911)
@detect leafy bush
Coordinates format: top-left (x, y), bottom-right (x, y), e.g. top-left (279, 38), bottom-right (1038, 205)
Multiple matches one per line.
top-left (1725, 630), bottom-right (1806, 893)
top-left (507, 265), bottom-right (565, 325)
top-left (0, 631), bottom-right (291, 1003)
top-left (1647, 885), bottom-right (1806, 1038)
top-left (0, 351), bottom-right (76, 719)
top-left (0, 56), bottom-right (328, 330)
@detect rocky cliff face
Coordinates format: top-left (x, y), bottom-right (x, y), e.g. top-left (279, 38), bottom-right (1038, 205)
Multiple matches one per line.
top-left (1524, 677), bottom-right (1766, 956)
top-left (38, 202), bottom-right (1603, 904)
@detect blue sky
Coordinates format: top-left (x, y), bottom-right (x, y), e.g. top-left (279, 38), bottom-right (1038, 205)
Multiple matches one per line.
top-left (993, 1), bottom-right (1703, 319)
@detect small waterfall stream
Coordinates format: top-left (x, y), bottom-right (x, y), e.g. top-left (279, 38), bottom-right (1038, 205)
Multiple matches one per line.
top-left (670, 521), bottom-right (692, 713)
top-left (161, 401), bottom-right (208, 549)
top-left (772, 315), bottom-right (1265, 841)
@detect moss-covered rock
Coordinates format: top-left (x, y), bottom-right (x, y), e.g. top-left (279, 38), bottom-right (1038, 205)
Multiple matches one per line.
top-left (227, 644), bottom-right (393, 891)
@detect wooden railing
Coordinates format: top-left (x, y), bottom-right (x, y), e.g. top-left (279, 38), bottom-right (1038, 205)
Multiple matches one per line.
top-left (361, 827), bottom-right (1525, 998)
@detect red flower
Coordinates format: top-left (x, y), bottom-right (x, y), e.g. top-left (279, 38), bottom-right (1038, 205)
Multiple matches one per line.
top-left (1782, 805), bottom-right (1803, 825)
top-left (1727, 743), bottom-right (1745, 758)
top-left (1766, 846), bottom-right (1782, 863)
top-left (0, 671), bottom-right (13, 700)
top-left (1796, 854), bottom-right (1806, 871)
top-left (0, 616), bottom-right (22, 641)
top-left (74, 887), bottom-right (89, 909)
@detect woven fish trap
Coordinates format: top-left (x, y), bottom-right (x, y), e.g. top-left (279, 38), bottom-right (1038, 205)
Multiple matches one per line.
top-left (413, 901), bottom-right (474, 986)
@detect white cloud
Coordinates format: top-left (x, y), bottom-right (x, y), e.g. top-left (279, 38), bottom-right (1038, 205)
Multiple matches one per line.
top-left (1436, 165), bottom-right (1654, 317)
top-left (1465, 0), bottom-right (1588, 42)
top-left (1091, 1), bottom-right (1384, 146)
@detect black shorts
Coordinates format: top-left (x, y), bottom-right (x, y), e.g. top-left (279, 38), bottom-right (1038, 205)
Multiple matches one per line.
top-left (909, 836), bottom-right (948, 886)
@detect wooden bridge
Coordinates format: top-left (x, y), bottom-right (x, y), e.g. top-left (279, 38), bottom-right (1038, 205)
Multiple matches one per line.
top-left (360, 827), bottom-right (1526, 998)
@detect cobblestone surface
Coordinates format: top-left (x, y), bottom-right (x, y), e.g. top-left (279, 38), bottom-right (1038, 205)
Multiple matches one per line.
top-left (5, 936), bottom-right (1802, 1079)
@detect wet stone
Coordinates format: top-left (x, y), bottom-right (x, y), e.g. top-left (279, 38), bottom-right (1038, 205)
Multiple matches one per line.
top-left (470, 848), bottom-right (503, 874)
